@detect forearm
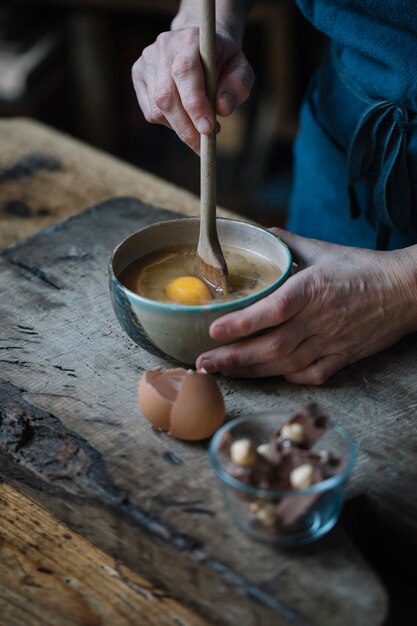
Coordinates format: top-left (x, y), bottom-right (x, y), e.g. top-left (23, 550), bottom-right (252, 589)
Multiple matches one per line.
top-left (171, 0), bottom-right (255, 45)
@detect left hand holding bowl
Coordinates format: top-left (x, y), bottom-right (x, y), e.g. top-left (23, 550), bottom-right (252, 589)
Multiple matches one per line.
top-left (196, 228), bottom-right (417, 384)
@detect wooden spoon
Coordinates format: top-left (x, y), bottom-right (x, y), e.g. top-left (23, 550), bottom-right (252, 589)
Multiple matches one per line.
top-left (195, 0), bottom-right (228, 297)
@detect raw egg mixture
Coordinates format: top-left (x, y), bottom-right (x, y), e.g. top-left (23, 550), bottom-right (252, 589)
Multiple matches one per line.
top-left (119, 244), bottom-right (282, 305)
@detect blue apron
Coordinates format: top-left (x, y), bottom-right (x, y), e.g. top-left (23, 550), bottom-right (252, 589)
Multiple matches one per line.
top-left (287, 1), bottom-right (417, 250)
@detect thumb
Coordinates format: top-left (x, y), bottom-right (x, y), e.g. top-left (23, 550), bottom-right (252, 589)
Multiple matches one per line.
top-left (216, 51), bottom-right (255, 117)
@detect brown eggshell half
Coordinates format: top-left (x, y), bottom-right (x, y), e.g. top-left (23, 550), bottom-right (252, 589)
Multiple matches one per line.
top-left (169, 371), bottom-right (225, 440)
top-left (138, 368), bottom-right (187, 430)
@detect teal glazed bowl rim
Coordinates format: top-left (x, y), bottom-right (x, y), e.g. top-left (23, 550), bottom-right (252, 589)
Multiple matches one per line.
top-left (209, 415), bottom-right (357, 498)
top-left (110, 217), bottom-right (293, 313)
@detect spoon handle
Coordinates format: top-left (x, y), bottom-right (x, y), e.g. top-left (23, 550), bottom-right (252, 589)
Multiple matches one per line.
top-left (200, 0), bottom-right (217, 244)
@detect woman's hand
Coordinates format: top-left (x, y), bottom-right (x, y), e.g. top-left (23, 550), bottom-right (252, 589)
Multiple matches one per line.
top-left (196, 229), bottom-right (417, 384)
top-left (132, 27), bottom-right (254, 154)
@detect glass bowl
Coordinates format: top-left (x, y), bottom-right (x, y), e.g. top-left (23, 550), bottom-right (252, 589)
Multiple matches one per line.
top-left (209, 412), bottom-right (357, 546)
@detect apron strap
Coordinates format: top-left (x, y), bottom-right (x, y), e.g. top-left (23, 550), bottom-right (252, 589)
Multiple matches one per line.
top-left (347, 101), bottom-right (415, 248)
top-left (332, 47), bottom-right (417, 249)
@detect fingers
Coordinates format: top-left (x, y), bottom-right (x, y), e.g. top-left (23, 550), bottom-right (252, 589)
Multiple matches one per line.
top-left (155, 51), bottom-right (202, 153)
top-left (216, 50), bottom-right (255, 117)
top-left (197, 321), bottom-right (309, 373)
top-left (216, 362), bottom-right (285, 379)
top-left (219, 353), bottom-right (347, 384)
top-left (170, 38), bottom-right (216, 133)
top-left (132, 61), bottom-right (160, 124)
top-left (197, 343), bottom-right (346, 384)
top-left (133, 31), bottom-right (207, 152)
top-left (132, 55), bottom-right (172, 130)
top-left (132, 27), bottom-right (255, 151)
top-left (154, 30), bottom-right (216, 153)
top-left (284, 353), bottom-right (348, 385)
top-left (197, 330), bottom-right (326, 377)
top-left (209, 274), bottom-right (308, 341)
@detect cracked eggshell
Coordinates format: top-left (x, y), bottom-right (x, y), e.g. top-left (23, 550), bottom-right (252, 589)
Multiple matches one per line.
top-left (138, 368), bottom-right (225, 441)
top-left (138, 368), bottom-right (187, 430)
top-left (169, 370), bottom-right (225, 440)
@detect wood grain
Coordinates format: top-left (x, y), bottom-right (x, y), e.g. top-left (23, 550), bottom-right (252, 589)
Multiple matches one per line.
top-left (0, 196), bottom-right (389, 626)
top-left (0, 117), bottom-right (241, 626)
top-left (0, 482), bottom-right (213, 626)
top-left (0, 117), bottom-right (235, 626)
top-left (0, 118), bottom-right (237, 250)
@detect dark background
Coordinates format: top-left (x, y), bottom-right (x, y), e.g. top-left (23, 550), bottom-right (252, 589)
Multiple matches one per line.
top-left (2, 3), bottom-right (417, 623)
top-left (0, 0), bottom-right (324, 227)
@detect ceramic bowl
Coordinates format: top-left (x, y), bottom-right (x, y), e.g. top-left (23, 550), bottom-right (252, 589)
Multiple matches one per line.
top-left (109, 217), bottom-right (292, 364)
top-left (209, 413), bottom-right (357, 546)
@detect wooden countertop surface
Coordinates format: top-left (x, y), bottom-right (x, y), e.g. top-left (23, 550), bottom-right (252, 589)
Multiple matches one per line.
top-left (0, 118), bottom-right (238, 250)
top-left (0, 117), bottom-right (234, 626)
top-left (1, 117), bottom-right (417, 626)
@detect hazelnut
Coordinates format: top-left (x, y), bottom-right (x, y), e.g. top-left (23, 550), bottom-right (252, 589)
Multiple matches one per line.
top-left (281, 422), bottom-right (305, 444)
top-left (253, 502), bottom-right (276, 526)
top-left (289, 463), bottom-right (314, 490)
top-left (249, 499), bottom-right (264, 513)
top-left (256, 443), bottom-right (271, 459)
top-left (230, 438), bottom-right (256, 467)
top-left (316, 449), bottom-right (330, 463)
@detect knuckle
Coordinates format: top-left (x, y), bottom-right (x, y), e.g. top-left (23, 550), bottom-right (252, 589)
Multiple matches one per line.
top-left (312, 267), bottom-right (328, 292)
top-left (132, 59), bottom-right (141, 81)
top-left (182, 94), bottom-right (206, 115)
top-left (268, 333), bottom-right (286, 357)
top-left (141, 43), bottom-right (154, 61)
top-left (286, 354), bottom-right (309, 374)
top-left (156, 31), bottom-right (170, 47)
top-left (270, 294), bottom-right (289, 321)
top-left (187, 26), bottom-right (199, 38)
top-left (143, 110), bottom-right (155, 123)
top-left (149, 106), bottom-right (163, 123)
top-left (219, 351), bottom-right (241, 371)
top-left (131, 59), bottom-right (143, 82)
top-left (172, 54), bottom-right (197, 79)
top-left (273, 354), bottom-right (301, 376)
top-left (181, 26), bottom-right (199, 46)
top-left (235, 68), bottom-right (255, 101)
top-left (308, 366), bottom-right (328, 386)
top-left (243, 65), bottom-right (255, 91)
top-left (154, 87), bottom-right (175, 111)
top-left (177, 126), bottom-right (196, 145)
top-left (235, 315), bottom-right (253, 337)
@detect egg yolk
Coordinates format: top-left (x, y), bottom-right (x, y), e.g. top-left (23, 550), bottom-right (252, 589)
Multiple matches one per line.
top-left (165, 276), bottom-right (212, 305)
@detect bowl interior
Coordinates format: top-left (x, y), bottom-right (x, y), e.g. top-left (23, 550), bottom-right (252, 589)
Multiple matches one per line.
top-left (109, 218), bottom-right (293, 364)
top-left (112, 217), bottom-right (292, 299)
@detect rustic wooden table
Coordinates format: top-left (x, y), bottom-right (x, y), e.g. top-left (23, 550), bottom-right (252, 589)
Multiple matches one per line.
top-left (0, 117), bottom-right (236, 626)
top-left (0, 118), bottom-right (416, 626)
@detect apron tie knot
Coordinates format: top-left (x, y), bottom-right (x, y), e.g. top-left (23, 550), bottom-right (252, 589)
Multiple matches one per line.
top-left (347, 100), bottom-right (416, 248)
top-left (394, 107), bottom-right (412, 133)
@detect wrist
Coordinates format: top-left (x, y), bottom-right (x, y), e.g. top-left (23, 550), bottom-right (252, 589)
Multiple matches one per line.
top-left (171, 2), bottom-right (200, 31)
top-left (389, 247), bottom-right (417, 334)
top-left (171, 0), bottom-right (253, 46)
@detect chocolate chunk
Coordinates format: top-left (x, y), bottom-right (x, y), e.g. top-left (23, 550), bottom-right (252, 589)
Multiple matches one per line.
top-left (222, 404), bottom-right (341, 535)
top-left (286, 402), bottom-right (329, 448)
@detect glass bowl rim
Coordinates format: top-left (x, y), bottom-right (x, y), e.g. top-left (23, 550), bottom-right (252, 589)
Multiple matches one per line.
top-left (109, 217), bottom-right (293, 313)
top-left (209, 414), bottom-right (357, 498)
